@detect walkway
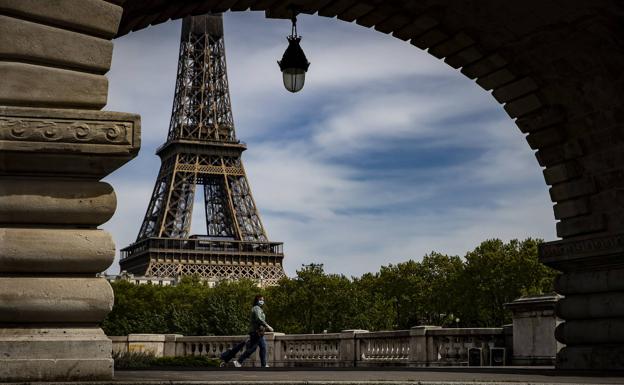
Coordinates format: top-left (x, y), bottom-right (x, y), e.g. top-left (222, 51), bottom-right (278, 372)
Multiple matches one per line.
top-left (116, 367), bottom-right (623, 384)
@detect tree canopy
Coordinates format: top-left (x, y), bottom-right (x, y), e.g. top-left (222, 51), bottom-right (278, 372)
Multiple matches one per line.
top-left (102, 238), bottom-right (557, 336)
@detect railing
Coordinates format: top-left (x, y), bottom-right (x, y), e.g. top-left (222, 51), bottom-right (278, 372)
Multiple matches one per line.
top-left (428, 328), bottom-right (506, 366)
top-left (275, 333), bottom-right (342, 367)
top-left (110, 326), bottom-right (509, 367)
top-left (357, 330), bottom-right (411, 366)
top-left (120, 237), bottom-right (284, 261)
top-left (177, 335), bottom-right (260, 366)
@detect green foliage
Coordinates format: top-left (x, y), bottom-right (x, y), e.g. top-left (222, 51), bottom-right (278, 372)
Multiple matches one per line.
top-left (266, 264), bottom-right (395, 333)
top-left (103, 238), bottom-right (558, 335)
top-left (112, 351), bottom-right (156, 369)
top-left (112, 351), bottom-right (219, 369)
top-left (103, 278), bottom-right (262, 336)
top-left (152, 355), bottom-right (220, 367)
top-left (457, 238), bottom-right (558, 326)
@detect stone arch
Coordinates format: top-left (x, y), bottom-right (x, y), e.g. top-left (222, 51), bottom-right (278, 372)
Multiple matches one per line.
top-left (1, 1), bottom-right (623, 379)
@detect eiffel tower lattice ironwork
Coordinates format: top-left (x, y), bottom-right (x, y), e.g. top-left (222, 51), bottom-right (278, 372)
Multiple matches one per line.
top-left (120, 14), bottom-right (286, 286)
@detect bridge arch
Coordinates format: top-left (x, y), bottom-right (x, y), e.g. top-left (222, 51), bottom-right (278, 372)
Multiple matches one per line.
top-left (0, 1), bottom-right (623, 379)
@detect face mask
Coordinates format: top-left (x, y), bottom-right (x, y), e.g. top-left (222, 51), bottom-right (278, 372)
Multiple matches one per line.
top-left (258, 300), bottom-right (265, 306)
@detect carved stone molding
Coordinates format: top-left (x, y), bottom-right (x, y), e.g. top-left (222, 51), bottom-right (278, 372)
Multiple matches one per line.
top-left (0, 106), bottom-right (139, 151)
top-left (539, 233), bottom-right (624, 271)
top-left (0, 107), bottom-right (140, 177)
top-left (0, 117), bottom-right (131, 145)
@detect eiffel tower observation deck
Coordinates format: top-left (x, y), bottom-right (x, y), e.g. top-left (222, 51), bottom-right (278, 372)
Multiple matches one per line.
top-left (120, 14), bottom-right (286, 286)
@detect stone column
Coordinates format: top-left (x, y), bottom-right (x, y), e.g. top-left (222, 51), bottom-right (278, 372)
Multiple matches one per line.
top-left (540, 236), bottom-right (624, 370)
top-left (164, 334), bottom-right (183, 357)
top-left (339, 329), bottom-right (368, 367)
top-left (409, 325), bottom-right (441, 367)
top-left (0, 1), bottom-right (139, 381)
top-left (504, 295), bottom-right (562, 365)
top-left (265, 332), bottom-right (285, 367)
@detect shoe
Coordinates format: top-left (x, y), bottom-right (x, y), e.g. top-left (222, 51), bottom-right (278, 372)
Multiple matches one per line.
top-left (262, 364), bottom-right (270, 368)
top-left (219, 361), bottom-right (226, 368)
top-left (232, 360), bottom-right (242, 368)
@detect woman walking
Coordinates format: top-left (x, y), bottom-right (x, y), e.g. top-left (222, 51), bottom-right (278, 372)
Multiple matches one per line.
top-left (232, 295), bottom-right (273, 368)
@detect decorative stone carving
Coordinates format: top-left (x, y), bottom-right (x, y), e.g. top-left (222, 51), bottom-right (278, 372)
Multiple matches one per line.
top-left (539, 233), bottom-right (624, 271)
top-left (0, 117), bottom-right (131, 145)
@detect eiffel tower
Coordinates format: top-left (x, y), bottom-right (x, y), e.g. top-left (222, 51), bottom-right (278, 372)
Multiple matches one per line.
top-left (120, 14), bottom-right (286, 286)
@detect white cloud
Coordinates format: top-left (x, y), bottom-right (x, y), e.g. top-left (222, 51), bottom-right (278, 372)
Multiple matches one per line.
top-left (262, 186), bottom-right (554, 277)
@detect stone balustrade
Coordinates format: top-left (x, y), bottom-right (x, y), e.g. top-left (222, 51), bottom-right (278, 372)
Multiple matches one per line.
top-left (356, 330), bottom-right (411, 366)
top-left (110, 326), bottom-right (510, 367)
top-left (427, 328), bottom-right (506, 366)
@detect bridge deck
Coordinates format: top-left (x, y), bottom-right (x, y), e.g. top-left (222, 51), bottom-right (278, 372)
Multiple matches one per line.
top-left (107, 367), bottom-right (623, 385)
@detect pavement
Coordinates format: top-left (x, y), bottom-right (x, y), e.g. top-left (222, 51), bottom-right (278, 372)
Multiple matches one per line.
top-left (112, 367), bottom-right (624, 384)
top-left (8, 368), bottom-right (624, 385)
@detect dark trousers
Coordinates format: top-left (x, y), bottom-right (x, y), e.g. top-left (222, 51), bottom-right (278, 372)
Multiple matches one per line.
top-left (237, 332), bottom-right (267, 366)
top-left (220, 339), bottom-right (247, 363)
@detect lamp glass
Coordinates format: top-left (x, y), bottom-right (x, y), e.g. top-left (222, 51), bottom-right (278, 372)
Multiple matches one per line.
top-left (282, 68), bottom-right (306, 93)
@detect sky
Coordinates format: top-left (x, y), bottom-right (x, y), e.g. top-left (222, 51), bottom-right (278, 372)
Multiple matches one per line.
top-left (103, 11), bottom-right (556, 277)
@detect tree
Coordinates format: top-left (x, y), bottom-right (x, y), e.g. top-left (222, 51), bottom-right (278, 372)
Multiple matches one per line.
top-left (456, 238), bottom-right (557, 326)
top-left (102, 238), bottom-right (557, 335)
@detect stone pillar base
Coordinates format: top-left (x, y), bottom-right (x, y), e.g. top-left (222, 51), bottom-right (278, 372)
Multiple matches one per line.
top-left (557, 345), bottom-right (624, 370)
top-left (0, 327), bottom-right (113, 381)
top-left (0, 106), bottom-right (140, 381)
top-left (540, 235), bottom-right (624, 371)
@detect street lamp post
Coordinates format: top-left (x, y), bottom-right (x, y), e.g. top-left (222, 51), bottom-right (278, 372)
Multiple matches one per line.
top-left (278, 14), bottom-right (310, 93)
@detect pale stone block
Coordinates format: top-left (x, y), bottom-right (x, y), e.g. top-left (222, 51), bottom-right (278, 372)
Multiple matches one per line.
top-left (0, 277), bottom-right (113, 322)
top-left (505, 295), bottom-right (562, 366)
top-left (0, 180), bottom-right (116, 225)
top-left (164, 334), bottom-right (183, 357)
top-left (128, 334), bottom-right (166, 357)
top-left (110, 336), bottom-right (129, 355)
top-left (409, 325), bottom-right (441, 366)
top-left (0, 15), bottom-right (113, 74)
top-left (0, 62), bottom-right (108, 109)
top-left (0, 358), bottom-right (113, 382)
top-left (0, 0), bottom-right (123, 38)
top-left (0, 327), bottom-right (112, 381)
top-left (0, 327), bottom-right (111, 359)
top-left (339, 329), bottom-right (368, 367)
top-left (0, 228), bottom-right (115, 273)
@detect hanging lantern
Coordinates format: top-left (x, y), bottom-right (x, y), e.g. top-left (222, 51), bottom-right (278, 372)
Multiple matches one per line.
top-left (278, 15), bottom-right (310, 93)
